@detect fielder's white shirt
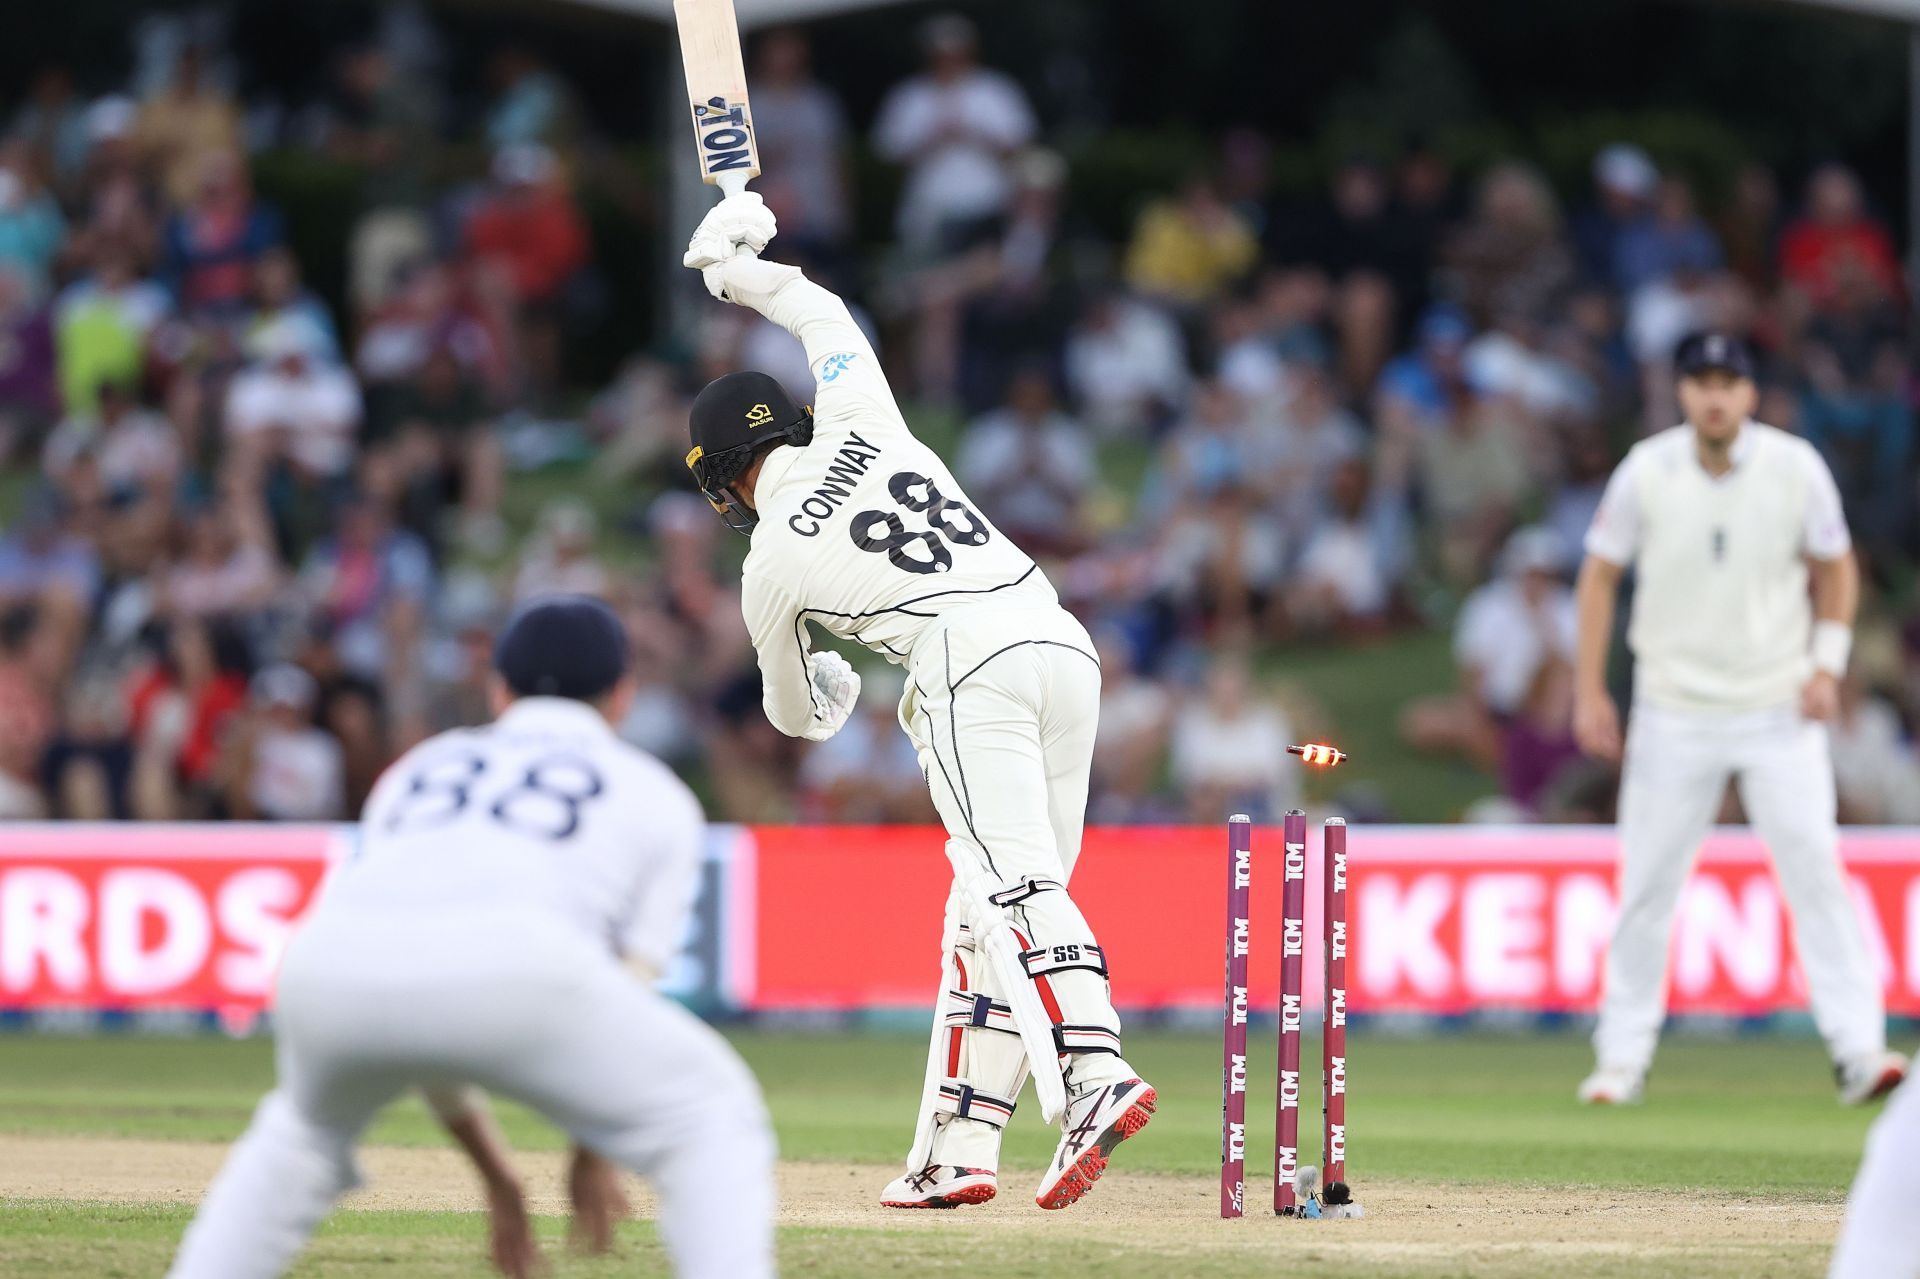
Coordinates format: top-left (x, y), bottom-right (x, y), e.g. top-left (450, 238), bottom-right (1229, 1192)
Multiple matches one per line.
top-left (715, 258), bottom-right (1058, 738)
top-left (1584, 420), bottom-right (1851, 714)
top-left (329, 697), bottom-right (704, 973)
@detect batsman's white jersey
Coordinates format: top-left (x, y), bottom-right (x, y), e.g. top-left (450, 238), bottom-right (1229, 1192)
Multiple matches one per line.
top-left (714, 255), bottom-right (1133, 1181)
top-left (1583, 421), bottom-right (1885, 1073)
top-left (168, 697), bottom-right (775, 1279)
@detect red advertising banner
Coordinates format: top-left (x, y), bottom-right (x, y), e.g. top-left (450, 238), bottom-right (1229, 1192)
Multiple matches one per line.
top-left (0, 825), bottom-right (338, 1014)
top-left (3, 823), bottom-right (1917, 1018)
top-left (745, 824), bottom-right (1920, 1016)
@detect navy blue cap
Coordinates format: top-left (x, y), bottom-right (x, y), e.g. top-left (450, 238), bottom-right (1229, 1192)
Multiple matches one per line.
top-left (493, 595), bottom-right (630, 702)
top-left (1674, 332), bottom-right (1755, 381)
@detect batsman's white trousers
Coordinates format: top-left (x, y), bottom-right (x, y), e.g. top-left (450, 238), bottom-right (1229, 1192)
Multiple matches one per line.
top-left (901, 607), bottom-right (1103, 890)
top-left (167, 908), bottom-right (775, 1279)
top-left (1594, 701), bottom-right (1885, 1071)
top-left (1830, 1077), bottom-right (1920, 1279)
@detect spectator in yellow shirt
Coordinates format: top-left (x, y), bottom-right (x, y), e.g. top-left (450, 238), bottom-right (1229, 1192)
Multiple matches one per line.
top-left (1123, 173), bottom-right (1258, 307)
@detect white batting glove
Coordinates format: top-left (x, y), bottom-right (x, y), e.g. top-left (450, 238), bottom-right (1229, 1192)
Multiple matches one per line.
top-left (801, 651), bottom-right (861, 742)
top-left (682, 192), bottom-right (777, 271)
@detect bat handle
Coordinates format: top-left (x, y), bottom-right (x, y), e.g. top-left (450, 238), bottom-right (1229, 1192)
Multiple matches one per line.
top-left (712, 169), bottom-right (760, 259)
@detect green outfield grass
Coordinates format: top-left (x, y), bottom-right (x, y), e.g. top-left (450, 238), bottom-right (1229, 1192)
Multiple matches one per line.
top-left (0, 1030), bottom-right (1877, 1277)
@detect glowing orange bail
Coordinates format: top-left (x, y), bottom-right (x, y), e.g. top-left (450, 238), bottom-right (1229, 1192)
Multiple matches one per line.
top-left (1286, 743), bottom-right (1348, 767)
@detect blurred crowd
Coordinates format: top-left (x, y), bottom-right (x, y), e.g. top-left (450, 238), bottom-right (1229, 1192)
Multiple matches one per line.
top-left (0, 13), bottom-right (1915, 827)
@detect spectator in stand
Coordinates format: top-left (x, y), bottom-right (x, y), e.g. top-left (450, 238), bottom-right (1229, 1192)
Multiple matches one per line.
top-left (1170, 655), bottom-right (1299, 821)
top-left (125, 616), bottom-right (249, 819)
top-left (298, 495), bottom-right (434, 689)
top-left (160, 493), bottom-right (281, 621)
top-left (1615, 177), bottom-right (1723, 294)
top-left (134, 43), bottom-right (243, 208)
top-left (0, 491), bottom-right (99, 619)
top-left (42, 380), bottom-right (179, 497)
top-left (1289, 456), bottom-right (1406, 638)
top-left (64, 98), bottom-right (160, 275)
top-left (1415, 362), bottom-right (1534, 586)
top-left (1830, 675), bottom-right (1920, 824)
top-left (1278, 155), bottom-right (1419, 395)
top-left (0, 264), bottom-right (59, 458)
top-left (244, 247), bottom-right (341, 368)
top-left (1403, 527), bottom-right (1578, 810)
top-left (484, 48), bottom-right (581, 150)
top-left (0, 142), bottom-right (65, 299)
top-left (747, 29), bottom-right (852, 258)
top-left (1719, 163), bottom-right (1783, 290)
top-left (957, 365), bottom-right (1097, 556)
top-left (1443, 162), bottom-right (1574, 326)
top-left (1123, 172), bottom-right (1259, 310)
top-left (1064, 291), bottom-right (1189, 439)
top-left (1572, 143), bottom-right (1658, 290)
top-left (225, 320), bottom-right (361, 483)
top-left (160, 150), bottom-right (284, 317)
top-left (0, 606), bottom-right (56, 818)
top-left (332, 44), bottom-right (440, 315)
top-left (375, 343), bottom-right (503, 554)
top-left (1800, 289), bottom-right (1912, 561)
top-left (54, 240), bottom-right (171, 416)
top-left (1393, 137), bottom-right (1460, 306)
top-left (222, 663), bottom-right (344, 821)
top-left (464, 143), bottom-right (589, 396)
top-left (1376, 302), bottom-right (1475, 436)
top-left (1267, 359), bottom-right (1366, 537)
top-left (10, 67), bottom-right (92, 198)
top-left (512, 499), bottom-right (609, 604)
top-left (1780, 164), bottom-right (1902, 314)
top-left (1088, 629), bottom-right (1172, 822)
top-left (872, 13), bottom-right (1035, 257)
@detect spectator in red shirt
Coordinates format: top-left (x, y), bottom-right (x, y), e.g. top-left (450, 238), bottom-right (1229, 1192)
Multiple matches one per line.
top-left (464, 143), bottom-right (587, 396)
top-left (125, 616), bottom-right (249, 818)
top-left (464, 144), bottom-right (587, 306)
top-left (1779, 164), bottom-right (1902, 313)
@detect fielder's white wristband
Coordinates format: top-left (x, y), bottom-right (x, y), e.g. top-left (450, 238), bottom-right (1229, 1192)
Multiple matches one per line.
top-left (1811, 620), bottom-right (1852, 677)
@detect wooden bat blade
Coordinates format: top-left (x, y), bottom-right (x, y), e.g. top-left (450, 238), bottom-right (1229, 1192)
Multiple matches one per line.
top-left (673, 0), bottom-right (760, 190)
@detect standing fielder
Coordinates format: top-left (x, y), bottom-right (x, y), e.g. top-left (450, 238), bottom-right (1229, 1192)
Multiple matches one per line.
top-left (681, 193), bottom-right (1154, 1211)
top-left (1573, 332), bottom-right (1906, 1106)
top-left (168, 597), bottom-right (775, 1279)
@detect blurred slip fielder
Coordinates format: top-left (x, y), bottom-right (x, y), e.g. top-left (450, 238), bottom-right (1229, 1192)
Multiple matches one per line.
top-left (1829, 1076), bottom-right (1920, 1278)
top-left (1572, 332), bottom-right (1905, 1107)
top-left (167, 596), bottom-right (775, 1279)
top-left (679, 192), bottom-right (1155, 1212)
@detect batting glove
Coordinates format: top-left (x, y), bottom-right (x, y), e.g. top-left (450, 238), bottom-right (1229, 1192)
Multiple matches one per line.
top-left (682, 192), bottom-right (777, 270)
top-left (801, 650), bottom-right (861, 742)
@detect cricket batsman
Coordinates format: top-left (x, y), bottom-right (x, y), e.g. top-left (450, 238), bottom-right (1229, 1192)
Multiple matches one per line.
top-left (680, 192), bottom-right (1155, 1211)
top-left (1572, 332), bottom-right (1907, 1106)
top-left (168, 597), bottom-right (775, 1279)
top-left (1829, 1076), bottom-right (1920, 1277)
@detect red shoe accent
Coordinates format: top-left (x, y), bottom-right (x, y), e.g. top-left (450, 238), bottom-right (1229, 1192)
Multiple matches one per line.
top-left (1867, 1065), bottom-right (1905, 1102)
top-left (881, 1183), bottom-right (997, 1209)
top-left (1036, 1087), bottom-right (1156, 1211)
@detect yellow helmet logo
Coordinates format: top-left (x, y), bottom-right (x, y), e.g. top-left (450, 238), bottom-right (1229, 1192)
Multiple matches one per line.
top-left (684, 444), bottom-right (705, 471)
top-left (745, 403), bottom-right (774, 428)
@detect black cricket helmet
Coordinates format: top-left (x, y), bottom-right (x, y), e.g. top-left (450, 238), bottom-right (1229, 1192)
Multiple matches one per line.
top-left (685, 371), bottom-right (813, 533)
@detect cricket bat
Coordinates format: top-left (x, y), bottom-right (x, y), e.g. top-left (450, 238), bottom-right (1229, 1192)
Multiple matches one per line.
top-left (673, 0), bottom-right (760, 198)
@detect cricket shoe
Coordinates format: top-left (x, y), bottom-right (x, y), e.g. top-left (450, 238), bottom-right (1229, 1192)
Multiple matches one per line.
top-left (880, 1164), bottom-right (997, 1209)
top-left (1034, 1076), bottom-right (1156, 1210)
top-left (1836, 1051), bottom-right (1908, 1106)
top-left (1576, 1064), bottom-right (1645, 1105)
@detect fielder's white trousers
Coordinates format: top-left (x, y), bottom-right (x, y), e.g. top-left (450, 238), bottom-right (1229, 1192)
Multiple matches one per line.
top-left (1830, 1078), bottom-right (1920, 1279)
top-left (1594, 701), bottom-right (1885, 1071)
top-left (167, 908), bottom-right (775, 1279)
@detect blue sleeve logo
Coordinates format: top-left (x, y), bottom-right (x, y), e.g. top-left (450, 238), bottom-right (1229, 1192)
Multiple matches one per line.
top-left (819, 353), bottom-right (857, 384)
